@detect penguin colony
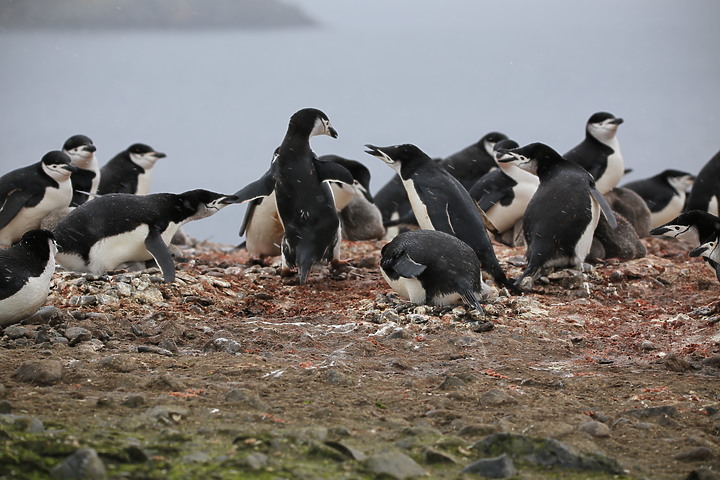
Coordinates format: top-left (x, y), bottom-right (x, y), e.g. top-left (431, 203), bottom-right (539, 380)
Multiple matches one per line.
top-left (0, 107), bottom-right (718, 325)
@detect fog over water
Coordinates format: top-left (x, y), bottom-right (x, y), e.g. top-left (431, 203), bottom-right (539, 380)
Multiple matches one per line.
top-left (1, 0), bottom-right (718, 244)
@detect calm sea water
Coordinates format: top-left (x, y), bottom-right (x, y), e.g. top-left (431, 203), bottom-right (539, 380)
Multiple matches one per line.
top-left (1, 5), bottom-right (718, 243)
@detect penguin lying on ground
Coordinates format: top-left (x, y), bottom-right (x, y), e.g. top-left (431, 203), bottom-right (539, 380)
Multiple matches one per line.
top-left (0, 151), bottom-right (78, 246)
top-left (0, 229), bottom-right (57, 326)
top-left (497, 142), bottom-right (617, 289)
top-left (684, 150), bottom-right (720, 215)
top-left (380, 230), bottom-right (490, 310)
top-left (62, 134), bottom-right (99, 206)
top-left (564, 112), bottom-right (624, 194)
top-left (440, 132), bottom-right (509, 189)
top-left (365, 143), bottom-right (517, 293)
top-left (469, 138), bottom-right (539, 246)
top-left (53, 189), bottom-right (239, 282)
top-left (622, 170), bottom-right (695, 228)
top-left (97, 143), bottom-right (166, 195)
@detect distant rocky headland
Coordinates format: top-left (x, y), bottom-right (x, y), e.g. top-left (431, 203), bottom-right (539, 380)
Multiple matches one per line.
top-left (0, 0), bottom-right (318, 30)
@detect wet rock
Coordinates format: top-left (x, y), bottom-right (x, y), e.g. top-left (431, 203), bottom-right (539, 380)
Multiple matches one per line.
top-left (675, 447), bottom-right (713, 462)
top-left (224, 388), bottom-right (268, 410)
top-left (473, 433), bottom-right (623, 474)
top-left (461, 453), bottom-right (516, 478)
top-left (364, 450), bottom-right (427, 479)
top-left (64, 327), bottom-right (92, 346)
top-left (13, 360), bottom-right (63, 386)
top-left (665, 353), bottom-right (693, 372)
top-left (204, 337), bottom-right (242, 355)
top-left (49, 447), bottom-right (107, 480)
top-left (578, 420), bottom-right (611, 438)
top-left (99, 354), bottom-right (138, 373)
top-left (479, 388), bottom-right (518, 406)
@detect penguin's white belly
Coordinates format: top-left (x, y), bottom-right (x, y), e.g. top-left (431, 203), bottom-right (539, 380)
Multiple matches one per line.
top-left (575, 199), bottom-right (602, 265)
top-left (381, 270), bottom-right (427, 304)
top-left (329, 183), bottom-right (356, 211)
top-left (708, 196), bottom-right (719, 216)
top-left (0, 184), bottom-right (72, 245)
top-left (649, 193), bottom-right (685, 228)
top-left (0, 258), bottom-right (55, 326)
top-left (136, 171), bottom-right (153, 195)
top-left (487, 183), bottom-right (537, 233)
top-left (402, 178), bottom-right (433, 230)
top-left (595, 151), bottom-right (624, 194)
top-left (245, 193), bottom-right (283, 257)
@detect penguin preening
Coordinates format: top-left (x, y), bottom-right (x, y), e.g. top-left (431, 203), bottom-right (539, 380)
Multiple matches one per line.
top-left (564, 112), bottom-right (624, 194)
top-left (0, 151), bottom-right (78, 246)
top-left (62, 134), bottom-right (99, 206)
top-left (97, 143), bottom-right (166, 195)
top-left (365, 143), bottom-right (517, 292)
top-left (497, 142), bottom-right (617, 288)
top-left (380, 230), bottom-right (490, 310)
top-left (53, 189), bottom-right (239, 282)
top-left (0, 229), bottom-right (57, 327)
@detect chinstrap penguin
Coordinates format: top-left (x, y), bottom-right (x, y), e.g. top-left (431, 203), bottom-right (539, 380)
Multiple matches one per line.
top-left (53, 189), bottom-right (239, 282)
top-left (365, 143), bottom-right (516, 292)
top-left (622, 169), bottom-right (695, 228)
top-left (564, 112), bottom-right (624, 194)
top-left (440, 132), bottom-right (508, 189)
top-left (97, 143), bottom-right (166, 195)
top-left (497, 142), bottom-right (617, 288)
top-left (380, 230), bottom-right (490, 310)
top-left (0, 151), bottom-right (78, 246)
top-left (684, 150), bottom-right (720, 215)
top-left (0, 229), bottom-right (57, 326)
top-left (62, 134), bottom-right (99, 206)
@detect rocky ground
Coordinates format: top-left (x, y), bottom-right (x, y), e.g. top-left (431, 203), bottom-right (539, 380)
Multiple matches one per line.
top-left (1, 236), bottom-right (720, 479)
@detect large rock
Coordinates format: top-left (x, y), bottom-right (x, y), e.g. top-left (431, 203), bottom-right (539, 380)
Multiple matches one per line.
top-left (49, 448), bottom-right (107, 480)
top-left (13, 360), bottom-right (63, 386)
top-left (364, 450), bottom-right (427, 479)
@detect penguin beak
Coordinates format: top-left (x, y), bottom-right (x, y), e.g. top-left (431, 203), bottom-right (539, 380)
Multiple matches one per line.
top-left (495, 150), bottom-right (515, 163)
top-left (84, 145), bottom-right (97, 153)
top-left (219, 195), bottom-right (241, 205)
top-left (689, 242), bottom-right (714, 258)
top-left (610, 118), bottom-right (624, 126)
top-left (328, 126), bottom-right (338, 139)
top-left (63, 164), bottom-right (79, 173)
top-left (154, 152), bottom-right (167, 159)
top-left (364, 144), bottom-right (395, 164)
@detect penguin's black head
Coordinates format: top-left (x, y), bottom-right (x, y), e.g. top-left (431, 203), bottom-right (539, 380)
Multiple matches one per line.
top-left (689, 238), bottom-right (718, 259)
top-left (492, 139), bottom-right (519, 163)
top-left (365, 144), bottom-right (431, 173)
top-left (480, 132), bottom-right (509, 157)
top-left (180, 189), bottom-right (241, 222)
top-left (289, 108), bottom-right (338, 139)
top-left (63, 134), bottom-right (96, 154)
top-left (15, 229), bottom-right (57, 257)
top-left (586, 112), bottom-right (623, 142)
top-left (41, 150), bottom-right (78, 178)
top-left (496, 142), bottom-right (561, 174)
top-left (660, 169), bottom-right (695, 192)
top-left (649, 210), bottom-right (718, 239)
top-left (126, 143), bottom-right (167, 169)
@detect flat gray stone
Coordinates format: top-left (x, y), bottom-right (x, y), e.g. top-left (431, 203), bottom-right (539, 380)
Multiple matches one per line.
top-left (365, 450), bottom-right (427, 479)
top-left (462, 453), bottom-right (516, 478)
top-left (13, 360), bottom-right (63, 386)
top-left (49, 447), bottom-right (107, 480)
top-left (578, 420), bottom-right (611, 438)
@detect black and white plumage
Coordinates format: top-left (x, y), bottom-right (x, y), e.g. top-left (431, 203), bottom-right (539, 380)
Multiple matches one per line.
top-left (380, 230), bottom-right (489, 310)
top-left (97, 143), bottom-right (166, 195)
top-left (469, 138), bottom-right (539, 238)
top-left (564, 112), bottom-right (624, 194)
top-left (0, 229), bottom-right (57, 326)
top-left (497, 142), bottom-right (617, 287)
top-left (53, 189), bottom-right (239, 282)
top-left (685, 150), bottom-right (720, 215)
top-left (365, 143), bottom-right (515, 292)
top-left (440, 131), bottom-right (509, 189)
top-left (62, 134), bottom-right (99, 206)
top-left (373, 173), bottom-right (415, 233)
top-left (622, 169), bottom-right (695, 228)
top-left (0, 151), bottom-right (78, 246)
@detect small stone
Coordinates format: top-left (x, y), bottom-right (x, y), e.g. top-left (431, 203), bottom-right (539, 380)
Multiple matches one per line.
top-left (114, 282), bottom-right (133, 296)
top-left (640, 341), bottom-right (656, 351)
top-left (578, 420), bottom-right (611, 438)
top-left (461, 453), bottom-right (516, 478)
top-left (457, 423), bottom-right (497, 438)
top-left (388, 328), bottom-right (409, 339)
top-left (364, 450), bottom-right (427, 479)
top-left (25, 306), bottom-right (73, 326)
top-left (224, 388), bottom-right (268, 410)
top-left (158, 338), bottom-right (179, 354)
top-left (137, 345), bottom-right (174, 357)
top-left (13, 360), bottom-right (63, 386)
top-left (145, 405), bottom-right (189, 425)
top-left (237, 452), bottom-right (268, 470)
top-left (324, 441), bottom-right (367, 461)
top-left (181, 452), bottom-right (211, 463)
top-left (685, 467), bottom-right (720, 480)
top-left (664, 353), bottom-right (692, 372)
top-left (0, 400), bottom-right (11, 414)
top-left (701, 356), bottom-right (720, 368)
top-left (99, 355), bottom-right (138, 373)
top-left (68, 295), bottom-right (98, 307)
top-left (3, 325), bottom-right (30, 339)
top-left (64, 327), bottom-right (92, 346)
top-left (323, 369), bottom-right (353, 386)
top-left (204, 337), bottom-right (242, 355)
top-left (380, 310), bottom-right (402, 323)
top-left (134, 287), bottom-right (164, 304)
top-left (49, 447), bottom-right (107, 480)
top-left (423, 447), bottom-right (457, 464)
top-left (479, 388), bottom-right (518, 406)
top-left (121, 395), bottom-right (145, 408)
top-left (438, 375), bottom-right (465, 391)
top-left (675, 446), bottom-right (713, 462)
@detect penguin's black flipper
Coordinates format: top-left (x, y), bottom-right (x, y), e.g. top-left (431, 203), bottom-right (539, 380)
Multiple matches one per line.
top-left (391, 253), bottom-right (427, 278)
top-left (591, 188), bottom-right (618, 229)
top-left (145, 229), bottom-right (175, 282)
top-left (0, 191), bottom-right (34, 230)
top-left (460, 292), bottom-right (483, 312)
top-left (238, 198), bottom-right (262, 236)
top-left (233, 169), bottom-right (275, 204)
top-left (474, 184), bottom-right (508, 212)
top-left (315, 160), bottom-right (354, 187)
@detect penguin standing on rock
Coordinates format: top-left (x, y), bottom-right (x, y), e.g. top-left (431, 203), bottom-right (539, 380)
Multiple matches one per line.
top-left (365, 143), bottom-right (516, 292)
top-left (62, 134), bottom-right (99, 206)
top-left (622, 169), bottom-right (695, 228)
top-left (53, 189), bottom-right (240, 282)
top-left (97, 143), bottom-right (166, 195)
top-left (684, 150), bottom-right (720, 215)
top-left (497, 142), bottom-right (617, 288)
top-left (380, 230), bottom-right (490, 310)
top-left (564, 112), bottom-right (624, 194)
top-left (0, 229), bottom-right (57, 327)
top-left (0, 151), bottom-right (78, 246)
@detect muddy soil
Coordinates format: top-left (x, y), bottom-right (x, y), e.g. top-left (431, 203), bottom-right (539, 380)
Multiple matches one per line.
top-left (1, 237), bottom-right (719, 479)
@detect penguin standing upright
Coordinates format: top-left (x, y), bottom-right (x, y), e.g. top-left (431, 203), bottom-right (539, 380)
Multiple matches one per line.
top-left (0, 229), bottom-right (57, 327)
top-left (440, 132), bottom-right (508, 189)
top-left (564, 112), bottom-right (624, 194)
top-left (365, 143), bottom-right (516, 292)
top-left (62, 134), bottom-right (99, 206)
top-left (53, 189), bottom-right (239, 282)
top-left (97, 143), bottom-right (166, 195)
top-left (0, 151), bottom-right (78, 246)
top-left (622, 169), bottom-right (695, 228)
top-left (684, 150), bottom-right (720, 215)
top-left (497, 142), bottom-right (617, 288)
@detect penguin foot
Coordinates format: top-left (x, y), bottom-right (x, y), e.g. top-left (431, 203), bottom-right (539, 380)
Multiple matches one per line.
top-left (330, 259), bottom-right (351, 279)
